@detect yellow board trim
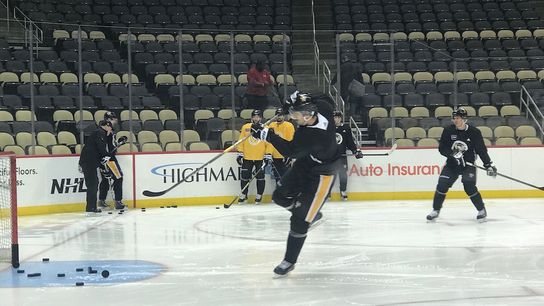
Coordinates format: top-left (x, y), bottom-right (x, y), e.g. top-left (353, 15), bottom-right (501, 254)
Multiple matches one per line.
top-left (17, 190), bottom-right (544, 216)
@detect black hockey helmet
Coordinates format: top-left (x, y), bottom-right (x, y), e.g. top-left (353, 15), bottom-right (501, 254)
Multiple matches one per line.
top-left (104, 111), bottom-right (117, 121)
top-left (452, 108), bottom-right (468, 119)
top-left (333, 111), bottom-right (343, 118)
top-left (275, 108), bottom-right (284, 116)
top-left (289, 92), bottom-right (317, 115)
top-left (99, 120), bottom-right (112, 128)
top-left (251, 109), bottom-right (262, 117)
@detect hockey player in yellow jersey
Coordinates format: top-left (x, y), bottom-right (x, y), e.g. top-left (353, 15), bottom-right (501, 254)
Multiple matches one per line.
top-left (236, 110), bottom-right (272, 204)
top-left (267, 108), bottom-right (295, 186)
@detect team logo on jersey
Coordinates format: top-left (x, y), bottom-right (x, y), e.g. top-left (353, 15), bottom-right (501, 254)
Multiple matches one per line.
top-left (336, 132), bottom-right (343, 145)
top-left (451, 135), bottom-right (457, 140)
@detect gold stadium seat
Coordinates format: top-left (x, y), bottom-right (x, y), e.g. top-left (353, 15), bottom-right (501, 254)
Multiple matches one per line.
top-left (494, 126), bottom-right (515, 139)
top-left (57, 131), bottom-right (77, 146)
top-left (188, 142), bottom-right (211, 151)
top-left (117, 143), bottom-right (139, 153)
top-left (16, 132), bottom-right (34, 148)
top-left (137, 130), bottom-right (158, 145)
top-left (159, 130), bottom-right (179, 148)
top-left (3, 145), bottom-right (24, 155)
top-left (182, 130), bottom-right (200, 147)
top-left (395, 139), bottom-right (415, 147)
top-left (0, 132), bottom-right (15, 149)
top-left (427, 127), bottom-right (444, 139)
top-left (141, 142), bottom-right (163, 152)
top-left (417, 138), bottom-right (439, 147)
top-left (494, 137), bottom-right (517, 146)
top-left (221, 130), bottom-right (240, 149)
top-left (26, 145), bottom-right (49, 155)
top-left (405, 127), bottom-right (426, 140)
top-left (37, 132), bottom-right (57, 147)
top-left (164, 142), bottom-right (183, 151)
top-left (520, 137), bottom-right (542, 145)
top-left (515, 125), bottom-right (537, 139)
top-left (159, 109), bottom-right (177, 124)
top-left (140, 110), bottom-right (159, 123)
top-left (50, 144), bottom-right (72, 155)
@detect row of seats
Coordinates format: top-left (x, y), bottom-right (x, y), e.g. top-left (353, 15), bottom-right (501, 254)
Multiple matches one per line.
top-left (384, 125), bottom-right (542, 147)
top-left (340, 29), bottom-right (544, 43)
top-left (369, 105), bottom-right (526, 121)
top-left (391, 136), bottom-right (542, 148)
top-left (334, 0), bottom-right (541, 32)
top-left (18, 0), bottom-right (289, 8)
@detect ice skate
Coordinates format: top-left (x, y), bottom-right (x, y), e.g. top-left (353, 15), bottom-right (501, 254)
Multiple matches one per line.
top-left (254, 194), bottom-right (262, 205)
top-left (476, 208), bottom-right (487, 222)
top-left (238, 194), bottom-right (247, 204)
top-left (98, 200), bottom-right (110, 209)
top-left (273, 260), bottom-right (295, 278)
top-left (85, 208), bottom-right (102, 217)
top-left (114, 201), bottom-right (126, 210)
top-left (426, 209), bottom-right (440, 221)
top-left (340, 191), bottom-right (348, 201)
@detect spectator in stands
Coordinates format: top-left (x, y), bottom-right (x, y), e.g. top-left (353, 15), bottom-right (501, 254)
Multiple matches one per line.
top-left (331, 54), bottom-right (365, 110)
top-left (246, 59), bottom-right (274, 112)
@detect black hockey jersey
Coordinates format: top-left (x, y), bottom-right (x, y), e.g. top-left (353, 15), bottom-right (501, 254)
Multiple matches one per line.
top-left (439, 124), bottom-right (492, 167)
top-left (335, 124), bottom-right (358, 154)
top-left (79, 127), bottom-right (111, 167)
top-left (266, 99), bottom-right (341, 175)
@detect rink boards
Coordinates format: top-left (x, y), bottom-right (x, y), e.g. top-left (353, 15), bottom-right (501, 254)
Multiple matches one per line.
top-left (10, 146), bottom-right (544, 215)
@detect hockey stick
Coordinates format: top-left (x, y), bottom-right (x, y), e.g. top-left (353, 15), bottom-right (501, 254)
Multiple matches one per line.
top-left (223, 162), bottom-right (267, 209)
top-left (345, 143), bottom-right (398, 157)
top-left (142, 115), bottom-right (279, 197)
top-left (467, 162), bottom-right (544, 191)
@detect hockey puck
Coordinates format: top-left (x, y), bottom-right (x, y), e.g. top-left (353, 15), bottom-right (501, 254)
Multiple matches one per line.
top-left (76, 282), bottom-right (84, 286)
top-left (118, 212), bottom-right (123, 215)
top-left (101, 270), bottom-right (110, 278)
top-left (108, 212), bottom-right (113, 214)
top-left (166, 206), bottom-right (171, 208)
top-left (76, 268), bottom-right (84, 272)
top-left (27, 273), bottom-right (41, 277)
top-left (42, 258), bottom-right (50, 262)
top-left (160, 206), bottom-right (164, 208)
top-left (216, 206), bottom-right (220, 209)
top-left (172, 205), bottom-right (177, 208)
top-left (17, 269), bottom-right (25, 274)
top-left (57, 273), bottom-right (65, 277)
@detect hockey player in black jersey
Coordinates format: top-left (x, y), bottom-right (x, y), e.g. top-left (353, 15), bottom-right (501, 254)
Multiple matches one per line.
top-left (97, 111), bottom-right (127, 210)
top-left (251, 92), bottom-right (341, 277)
top-left (333, 111), bottom-right (363, 201)
top-left (426, 108), bottom-right (497, 222)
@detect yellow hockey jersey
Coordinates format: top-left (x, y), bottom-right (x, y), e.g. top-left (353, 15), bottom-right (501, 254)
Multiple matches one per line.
top-left (237, 122), bottom-right (271, 160)
top-left (268, 121), bottom-right (295, 158)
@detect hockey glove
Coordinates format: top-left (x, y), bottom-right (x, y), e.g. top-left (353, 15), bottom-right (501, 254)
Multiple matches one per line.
top-left (100, 156), bottom-right (111, 165)
top-left (264, 154), bottom-right (273, 166)
top-left (450, 151), bottom-right (466, 167)
top-left (484, 163), bottom-right (497, 177)
top-left (353, 149), bottom-right (364, 159)
top-left (117, 135), bottom-right (128, 146)
top-left (251, 123), bottom-right (269, 141)
top-left (282, 90), bottom-right (299, 114)
top-left (236, 153), bottom-right (244, 166)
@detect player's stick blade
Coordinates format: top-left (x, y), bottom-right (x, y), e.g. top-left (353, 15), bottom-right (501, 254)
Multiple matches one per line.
top-left (142, 190), bottom-right (166, 197)
top-left (223, 204), bottom-right (231, 209)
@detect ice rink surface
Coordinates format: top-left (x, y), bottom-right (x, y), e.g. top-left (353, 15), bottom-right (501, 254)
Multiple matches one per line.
top-left (2, 198), bottom-right (544, 306)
